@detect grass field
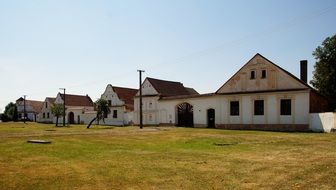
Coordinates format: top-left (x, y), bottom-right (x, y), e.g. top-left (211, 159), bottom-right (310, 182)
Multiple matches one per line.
top-left (0, 122), bottom-right (335, 190)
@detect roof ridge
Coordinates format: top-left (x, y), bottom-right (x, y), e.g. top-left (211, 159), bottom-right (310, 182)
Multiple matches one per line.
top-left (61, 93), bottom-right (90, 97)
top-left (146, 77), bottom-right (183, 84)
top-left (112, 86), bottom-right (138, 91)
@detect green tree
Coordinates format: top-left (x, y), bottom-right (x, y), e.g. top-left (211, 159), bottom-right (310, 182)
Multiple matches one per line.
top-left (310, 34), bottom-right (336, 98)
top-left (87, 98), bottom-right (110, 128)
top-left (51, 104), bottom-right (66, 127)
top-left (3, 102), bottom-right (18, 122)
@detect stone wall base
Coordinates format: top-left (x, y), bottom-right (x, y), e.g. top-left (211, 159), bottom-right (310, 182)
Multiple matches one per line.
top-left (216, 124), bottom-right (310, 132)
top-left (159, 123), bottom-right (175, 126)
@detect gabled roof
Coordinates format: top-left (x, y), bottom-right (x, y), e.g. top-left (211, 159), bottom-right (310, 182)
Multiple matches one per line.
top-left (16, 98), bottom-right (44, 113)
top-left (111, 86), bottom-right (138, 110)
top-left (45, 97), bottom-right (56, 105)
top-left (185, 87), bottom-right (199, 95)
top-left (146, 77), bottom-right (199, 97)
top-left (60, 94), bottom-right (94, 107)
top-left (215, 53), bottom-right (311, 94)
top-left (29, 100), bottom-right (44, 113)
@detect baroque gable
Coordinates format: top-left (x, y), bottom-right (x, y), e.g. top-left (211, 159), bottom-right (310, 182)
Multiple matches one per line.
top-left (216, 54), bottom-right (308, 94)
top-left (54, 93), bottom-right (64, 104)
top-left (136, 79), bottom-right (158, 96)
top-left (101, 85), bottom-right (124, 106)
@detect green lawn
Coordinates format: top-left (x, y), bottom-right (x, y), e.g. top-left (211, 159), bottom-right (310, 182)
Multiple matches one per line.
top-left (0, 122), bottom-right (335, 190)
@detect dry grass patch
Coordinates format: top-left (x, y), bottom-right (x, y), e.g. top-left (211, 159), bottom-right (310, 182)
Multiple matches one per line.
top-left (0, 122), bottom-right (335, 189)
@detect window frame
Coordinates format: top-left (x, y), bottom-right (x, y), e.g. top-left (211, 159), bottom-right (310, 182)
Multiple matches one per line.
top-left (113, 110), bottom-right (117, 118)
top-left (261, 69), bottom-right (266, 79)
top-left (230, 101), bottom-right (240, 116)
top-left (254, 100), bottom-right (264, 115)
top-left (250, 70), bottom-right (256, 79)
top-left (280, 99), bottom-right (291, 115)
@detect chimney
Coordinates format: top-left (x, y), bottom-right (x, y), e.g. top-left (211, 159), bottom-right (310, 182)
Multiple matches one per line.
top-left (300, 60), bottom-right (307, 83)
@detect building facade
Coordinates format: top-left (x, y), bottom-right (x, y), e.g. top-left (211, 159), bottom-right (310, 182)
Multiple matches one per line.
top-left (134, 54), bottom-right (328, 131)
top-left (16, 98), bottom-right (43, 122)
top-left (38, 97), bottom-right (56, 123)
top-left (100, 84), bottom-right (137, 125)
top-left (133, 77), bottom-right (199, 125)
top-left (54, 93), bottom-right (94, 124)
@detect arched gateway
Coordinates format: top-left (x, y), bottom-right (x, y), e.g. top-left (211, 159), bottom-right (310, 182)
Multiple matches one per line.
top-left (177, 103), bottom-right (194, 127)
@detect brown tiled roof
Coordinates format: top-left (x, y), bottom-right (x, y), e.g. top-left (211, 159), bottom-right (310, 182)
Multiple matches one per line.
top-left (16, 98), bottom-right (44, 113)
top-left (60, 94), bottom-right (94, 107)
top-left (29, 100), bottom-right (44, 112)
top-left (147, 77), bottom-right (199, 97)
top-left (185, 87), bottom-right (199, 95)
top-left (112, 86), bottom-right (138, 111)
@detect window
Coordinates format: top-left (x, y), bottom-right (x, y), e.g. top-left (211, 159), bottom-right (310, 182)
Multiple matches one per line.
top-left (149, 102), bottom-right (153, 108)
top-left (230, 101), bottom-right (239, 116)
top-left (43, 113), bottom-right (45, 118)
top-left (113, 110), bottom-right (117, 118)
top-left (47, 112), bottom-right (50, 118)
top-left (104, 111), bottom-right (108, 118)
top-left (149, 114), bottom-right (153, 121)
top-left (250, 70), bottom-right (256, 79)
top-left (254, 100), bottom-right (264, 115)
top-left (45, 102), bottom-right (48, 108)
top-left (108, 100), bottom-right (112, 106)
top-left (280, 99), bottom-right (291, 115)
top-left (261, 70), bottom-right (266, 78)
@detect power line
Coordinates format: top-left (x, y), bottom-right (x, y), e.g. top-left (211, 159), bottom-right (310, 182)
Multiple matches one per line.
top-left (12, 3), bottom-right (336, 101)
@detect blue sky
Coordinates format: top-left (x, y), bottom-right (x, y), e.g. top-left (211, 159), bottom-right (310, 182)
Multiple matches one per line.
top-left (0, 0), bottom-right (335, 112)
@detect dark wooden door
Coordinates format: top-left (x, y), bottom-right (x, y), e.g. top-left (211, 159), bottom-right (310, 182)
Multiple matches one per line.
top-left (207, 109), bottom-right (215, 128)
top-left (68, 112), bottom-right (75, 124)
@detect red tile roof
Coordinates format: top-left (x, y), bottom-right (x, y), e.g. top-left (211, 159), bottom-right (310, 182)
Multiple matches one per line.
top-left (60, 94), bottom-right (94, 107)
top-left (112, 86), bottom-right (138, 111)
top-left (147, 77), bottom-right (199, 97)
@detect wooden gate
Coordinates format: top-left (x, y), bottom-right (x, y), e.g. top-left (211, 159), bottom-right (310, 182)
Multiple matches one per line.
top-left (177, 103), bottom-right (194, 127)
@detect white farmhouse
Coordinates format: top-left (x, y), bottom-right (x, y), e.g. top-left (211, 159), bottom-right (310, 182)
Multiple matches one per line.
top-left (100, 84), bottom-right (138, 126)
top-left (16, 98), bottom-right (43, 122)
top-left (54, 93), bottom-right (94, 124)
top-left (38, 97), bottom-right (56, 123)
top-left (134, 54), bottom-right (328, 131)
top-left (133, 77), bottom-right (199, 125)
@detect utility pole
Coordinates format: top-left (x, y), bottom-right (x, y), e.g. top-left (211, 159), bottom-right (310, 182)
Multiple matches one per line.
top-left (23, 95), bottom-right (27, 123)
top-left (59, 88), bottom-right (66, 127)
top-left (137, 70), bottom-right (145, 129)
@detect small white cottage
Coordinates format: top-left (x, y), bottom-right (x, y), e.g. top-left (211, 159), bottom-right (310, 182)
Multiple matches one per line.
top-left (54, 93), bottom-right (94, 124)
top-left (133, 77), bottom-right (199, 125)
top-left (16, 98), bottom-right (43, 122)
top-left (99, 84), bottom-right (137, 126)
top-left (38, 97), bottom-right (56, 123)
